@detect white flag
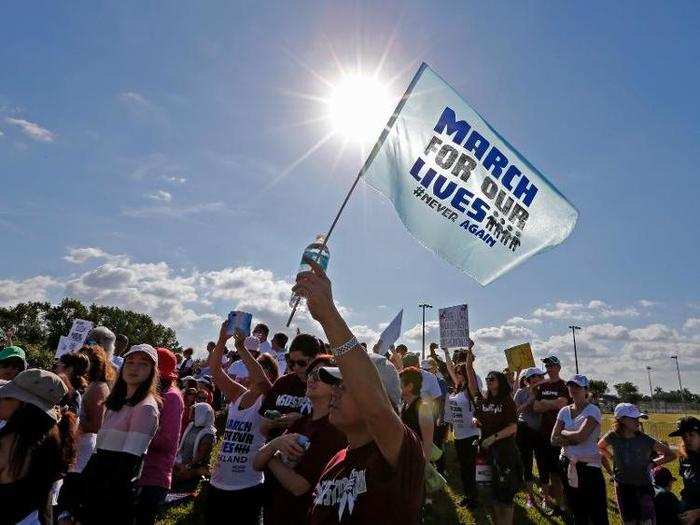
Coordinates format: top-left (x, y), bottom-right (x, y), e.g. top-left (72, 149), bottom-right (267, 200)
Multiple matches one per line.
top-left (362, 63), bottom-right (578, 285)
top-left (376, 309), bottom-right (403, 355)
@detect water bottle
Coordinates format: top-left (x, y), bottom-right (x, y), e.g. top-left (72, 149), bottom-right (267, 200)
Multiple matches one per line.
top-left (289, 235), bottom-right (330, 307)
top-left (280, 435), bottom-right (311, 468)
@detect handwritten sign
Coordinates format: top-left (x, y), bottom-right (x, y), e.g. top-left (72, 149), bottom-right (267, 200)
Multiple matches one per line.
top-left (504, 343), bottom-right (535, 371)
top-left (439, 304), bottom-right (470, 349)
top-left (55, 319), bottom-right (94, 357)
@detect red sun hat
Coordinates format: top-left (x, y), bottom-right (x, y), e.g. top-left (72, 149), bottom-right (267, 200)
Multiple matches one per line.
top-left (156, 347), bottom-right (178, 381)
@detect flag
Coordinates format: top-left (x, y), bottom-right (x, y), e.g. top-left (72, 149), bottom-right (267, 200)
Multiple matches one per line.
top-left (376, 309), bottom-right (403, 355)
top-left (362, 63), bottom-right (578, 285)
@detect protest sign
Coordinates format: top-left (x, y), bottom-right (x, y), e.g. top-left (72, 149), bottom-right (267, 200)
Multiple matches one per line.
top-left (439, 304), bottom-right (470, 349)
top-left (504, 343), bottom-right (535, 371)
top-left (376, 309), bottom-right (403, 355)
top-left (362, 63), bottom-right (578, 285)
top-left (55, 319), bottom-right (94, 357)
top-left (226, 311), bottom-right (253, 337)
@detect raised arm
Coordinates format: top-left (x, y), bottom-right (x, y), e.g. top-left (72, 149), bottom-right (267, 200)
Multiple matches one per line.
top-left (443, 347), bottom-right (461, 389)
top-left (209, 322), bottom-right (247, 402)
top-left (293, 258), bottom-right (405, 468)
top-left (235, 333), bottom-right (273, 394)
top-left (464, 350), bottom-right (479, 399)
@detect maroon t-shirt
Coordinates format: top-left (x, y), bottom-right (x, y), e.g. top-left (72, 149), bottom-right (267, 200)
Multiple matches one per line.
top-left (535, 379), bottom-right (571, 437)
top-left (309, 425), bottom-right (425, 525)
top-left (266, 415), bottom-right (348, 525)
top-left (473, 393), bottom-right (517, 440)
top-left (260, 373), bottom-right (312, 416)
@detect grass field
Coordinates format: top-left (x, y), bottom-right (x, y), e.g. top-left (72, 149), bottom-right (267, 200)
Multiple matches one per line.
top-left (156, 413), bottom-right (691, 524)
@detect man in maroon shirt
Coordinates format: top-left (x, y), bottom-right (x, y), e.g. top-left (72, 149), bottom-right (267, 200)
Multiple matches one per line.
top-left (534, 355), bottom-right (571, 515)
top-left (292, 258), bottom-right (425, 525)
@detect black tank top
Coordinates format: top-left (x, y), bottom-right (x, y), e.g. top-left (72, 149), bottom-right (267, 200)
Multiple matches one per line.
top-left (400, 397), bottom-right (423, 442)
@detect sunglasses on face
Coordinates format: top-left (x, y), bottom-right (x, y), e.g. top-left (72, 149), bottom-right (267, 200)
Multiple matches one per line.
top-left (289, 359), bottom-right (309, 368)
top-left (486, 376), bottom-right (498, 383)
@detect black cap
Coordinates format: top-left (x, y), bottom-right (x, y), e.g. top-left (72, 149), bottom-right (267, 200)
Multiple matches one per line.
top-left (542, 356), bottom-right (560, 366)
top-left (669, 416), bottom-right (700, 437)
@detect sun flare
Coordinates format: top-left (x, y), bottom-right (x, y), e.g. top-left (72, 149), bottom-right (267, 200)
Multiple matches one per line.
top-left (327, 74), bottom-right (394, 143)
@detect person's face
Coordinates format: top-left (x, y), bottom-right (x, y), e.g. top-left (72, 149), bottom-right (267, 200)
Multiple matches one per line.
top-left (567, 383), bottom-right (586, 402)
top-left (682, 430), bottom-right (700, 452)
top-left (123, 353), bottom-right (153, 386)
top-left (288, 350), bottom-right (310, 381)
top-left (528, 375), bottom-right (544, 387)
top-left (0, 397), bottom-right (21, 420)
top-left (619, 416), bottom-right (641, 432)
top-left (306, 366), bottom-right (333, 401)
top-left (328, 381), bottom-right (362, 430)
top-left (196, 388), bottom-right (211, 404)
top-left (0, 363), bottom-right (20, 381)
top-left (545, 362), bottom-right (560, 379)
top-left (54, 361), bottom-right (67, 375)
top-left (253, 328), bottom-right (267, 342)
top-left (485, 375), bottom-right (499, 396)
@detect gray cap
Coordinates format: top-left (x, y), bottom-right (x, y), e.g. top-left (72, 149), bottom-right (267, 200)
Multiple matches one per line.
top-left (318, 353), bottom-right (401, 408)
top-left (0, 368), bottom-right (68, 421)
top-left (87, 326), bottom-right (116, 356)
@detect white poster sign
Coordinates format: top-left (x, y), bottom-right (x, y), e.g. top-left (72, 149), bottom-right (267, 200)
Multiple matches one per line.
top-left (439, 304), bottom-right (470, 349)
top-left (376, 309), bottom-right (403, 355)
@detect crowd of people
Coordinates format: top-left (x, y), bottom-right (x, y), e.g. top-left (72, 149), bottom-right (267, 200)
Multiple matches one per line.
top-left (0, 259), bottom-right (698, 524)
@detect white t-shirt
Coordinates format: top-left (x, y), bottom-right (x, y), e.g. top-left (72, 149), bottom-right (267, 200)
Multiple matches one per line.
top-left (258, 340), bottom-right (272, 355)
top-left (420, 370), bottom-right (443, 399)
top-left (211, 395), bottom-right (266, 490)
top-left (444, 390), bottom-right (480, 440)
top-left (275, 351), bottom-right (287, 375)
top-left (556, 403), bottom-right (602, 466)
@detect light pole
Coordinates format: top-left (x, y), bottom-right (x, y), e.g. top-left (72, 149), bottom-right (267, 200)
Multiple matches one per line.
top-left (569, 325), bottom-right (581, 374)
top-left (646, 366), bottom-right (654, 402)
top-left (670, 355), bottom-right (685, 409)
top-left (419, 303), bottom-right (433, 360)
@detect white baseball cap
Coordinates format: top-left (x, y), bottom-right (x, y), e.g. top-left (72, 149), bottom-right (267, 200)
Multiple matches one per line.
top-left (522, 367), bottom-right (546, 380)
top-left (614, 403), bottom-right (648, 420)
top-left (123, 343), bottom-right (158, 364)
top-left (566, 374), bottom-right (589, 388)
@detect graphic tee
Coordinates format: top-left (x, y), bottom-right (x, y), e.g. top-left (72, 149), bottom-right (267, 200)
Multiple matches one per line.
top-left (679, 450), bottom-right (700, 509)
top-left (210, 394), bottom-right (266, 491)
top-left (260, 373), bottom-right (312, 416)
top-left (444, 390), bottom-right (480, 440)
top-left (535, 379), bottom-right (571, 437)
top-left (266, 415), bottom-right (347, 525)
top-left (309, 425), bottom-right (425, 524)
top-left (472, 391), bottom-right (517, 442)
top-left (602, 431), bottom-right (657, 485)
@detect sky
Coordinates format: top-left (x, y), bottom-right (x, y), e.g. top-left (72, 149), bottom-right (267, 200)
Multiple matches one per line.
top-left (1, 1), bottom-right (699, 393)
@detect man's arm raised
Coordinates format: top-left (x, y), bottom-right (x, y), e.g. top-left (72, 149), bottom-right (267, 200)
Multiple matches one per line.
top-left (292, 258), bottom-right (405, 467)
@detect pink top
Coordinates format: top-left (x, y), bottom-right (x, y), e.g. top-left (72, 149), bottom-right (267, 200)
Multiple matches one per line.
top-left (138, 386), bottom-right (184, 488)
top-left (97, 394), bottom-right (160, 456)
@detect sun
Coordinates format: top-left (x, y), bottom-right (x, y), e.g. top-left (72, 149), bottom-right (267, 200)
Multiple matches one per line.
top-left (327, 73), bottom-right (394, 143)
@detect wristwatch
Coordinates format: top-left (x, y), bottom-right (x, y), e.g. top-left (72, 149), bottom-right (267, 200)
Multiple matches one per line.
top-left (331, 336), bottom-right (360, 357)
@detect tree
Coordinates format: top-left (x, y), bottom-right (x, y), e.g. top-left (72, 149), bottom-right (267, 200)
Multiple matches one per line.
top-left (0, 298), bottom-right (181, 367)
top-left (588, 379), bottom-right (608, 400)
top-left (614, 381), bottom-right (642, 404)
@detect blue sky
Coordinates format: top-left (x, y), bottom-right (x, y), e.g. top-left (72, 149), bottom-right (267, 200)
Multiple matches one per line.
top-left (1, 2), bottom-right (698, 392)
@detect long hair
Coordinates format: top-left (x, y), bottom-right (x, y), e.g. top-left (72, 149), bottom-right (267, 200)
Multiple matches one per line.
top-left (0, 403), bottom-right (77, 482)
top-left (306, 354), bottom-right (335, 376)
top-left (257, 353), bottom-right (279, 383)
top-left (80, 344), bottom-right (115, 385)
top-left (485, 371), bottom-right (511, 402)
top-left (105, 356), bottom-right (160, 411)
top-left (59, 352), bottom-right (90, 392)
top-left (454, 363), bottom-right (468, 391)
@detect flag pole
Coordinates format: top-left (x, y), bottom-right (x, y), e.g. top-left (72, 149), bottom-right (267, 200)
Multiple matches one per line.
top-left (286, 62), bottom-right (428, 327)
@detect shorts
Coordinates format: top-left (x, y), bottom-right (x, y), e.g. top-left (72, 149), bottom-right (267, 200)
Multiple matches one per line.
top-left (615, 482), bottom-right (655, 522)
top-left (538, 443), bottom-right (562, 484)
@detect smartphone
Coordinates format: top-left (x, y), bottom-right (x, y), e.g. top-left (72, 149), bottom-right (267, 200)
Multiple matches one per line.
top-left (226, 311), bottom-right (252, 337)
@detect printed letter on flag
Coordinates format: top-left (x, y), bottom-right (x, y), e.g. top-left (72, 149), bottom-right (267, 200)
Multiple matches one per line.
top-left (362, 63), bottom-right (578, 285)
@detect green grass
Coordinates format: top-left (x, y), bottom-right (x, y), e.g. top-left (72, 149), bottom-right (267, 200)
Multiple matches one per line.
top-left (157, 413), bottom-right (691, 524)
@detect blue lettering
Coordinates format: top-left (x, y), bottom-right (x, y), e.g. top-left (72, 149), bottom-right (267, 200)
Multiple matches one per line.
top-left (410, 157), bottom-right (425, 182)
top-left (467, 198), bottom-right (490, 222)
top-left (450, 187), bottom-right (473, 213)
top-left (513, 175), bottom-right (538, 207)
top-left (432, 175), bottom-right (457, 200)
top-left (501, 165), bottom-right (521, 191)
top-left (483, 147), bottom-right (509, 178)
top-left (420, 168), bottom-right (438, 189)
top-left (433, 107), bottom-right (471, 145)
top-left (464, 131), bottom-right (489, 160)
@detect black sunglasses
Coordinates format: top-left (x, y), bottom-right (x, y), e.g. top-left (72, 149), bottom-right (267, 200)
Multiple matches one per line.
top-left (289, 359), bottom-right (309, 368)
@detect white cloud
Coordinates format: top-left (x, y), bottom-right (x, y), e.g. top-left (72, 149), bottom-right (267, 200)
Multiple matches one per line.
top-left (638, 300), bottom-right (657, 308)
top-left (683, 318), bottom-right (700, 331)
top-left (0, 275), bottom-right (61, 306)
top-left (473, 324), bottom-right (536, 343)
top-left (628, 324), bottom-right (678, 342)
top-left (122, 201), bottom-right (225, 219)
top-left (118, 91), bottom-right (152, 107)
top-left (505, 316), bottom-right (542, 327)
top-left (64, 247), bottom-right (116, 264)
top-left (148, 190), bottom-right (172, 203)
top-left (162, 175), bottom-right (186, 184)
top-left (4, 117), bottom-right (56, 142)
top-left (533, 300), bottom-right (639, 321)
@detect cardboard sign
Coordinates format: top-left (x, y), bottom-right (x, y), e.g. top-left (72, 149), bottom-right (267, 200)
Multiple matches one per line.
top-left (376, 309), bottom-right (403, 355)
top-left (55, 335), bottom-right (83, 358)
top-left (504, 343), bottom-right (535, 371)
top-left (439, 304), bottom-right (470, 349)
top-left (55, 319), bottom-right (94, 357)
